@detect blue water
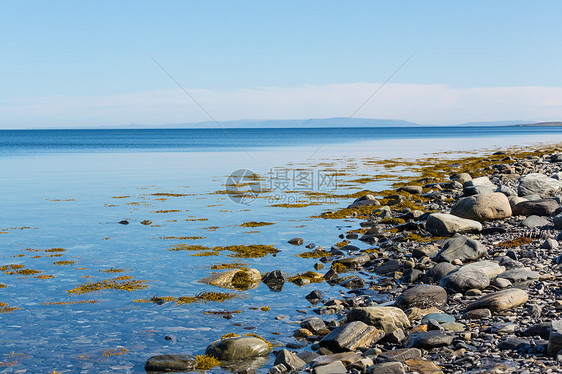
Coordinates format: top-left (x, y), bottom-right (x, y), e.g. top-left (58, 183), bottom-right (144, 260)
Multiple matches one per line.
top-left (0, 126), bottom-right (561, 373)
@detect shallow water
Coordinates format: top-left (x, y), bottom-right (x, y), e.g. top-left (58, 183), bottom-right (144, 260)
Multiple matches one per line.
top-left (0, 127), bottom-right (561, 372)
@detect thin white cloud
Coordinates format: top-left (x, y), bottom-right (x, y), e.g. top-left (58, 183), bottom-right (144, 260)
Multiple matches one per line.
top-left (1, 83), bottom-right (562, 128)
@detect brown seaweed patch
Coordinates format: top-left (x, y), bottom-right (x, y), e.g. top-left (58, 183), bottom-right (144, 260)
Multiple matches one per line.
top-left (45, 248), bottom-right (66, 253)
top-left (295, 249), bottom-right (330, 259)
top-left (67, 276), bottom-right (149, 295)
top-left (111, 196), bottom-right (130, 199)
top-left (100, 267), bottom-right (129, 273)
top-left (151, 193), bottom-right (192, 197)
top-left (0, 302), bottom-right (20, 313)
top-left (240, 221), bottom-right (275, 228)
top-left (210, 262), bottom-right (248, 270)
top-left (34, 274), bottom-right (55, 279)
top-left (151, 210), bottom-right (181, 213)
top-left (53, 260), bottom-right (76, 266)
top-left (185, 218), bottom-right (209, 222)
top-left (288, 271), bottom-right (324, 284)
top-left (42, 300), bottom-right (99, 305)
top-left (498, 236), bottom-right (532, 248)
top-left (101, 348), bottom-right (129, 358)
top-left (314, 205), bottom-right (376, 219)
top-left (196, 354), bottom-right (221, 370)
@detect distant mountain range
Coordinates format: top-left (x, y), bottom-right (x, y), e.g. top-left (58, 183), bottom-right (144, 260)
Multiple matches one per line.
top-left (116, 118), bottom-right (551, 129)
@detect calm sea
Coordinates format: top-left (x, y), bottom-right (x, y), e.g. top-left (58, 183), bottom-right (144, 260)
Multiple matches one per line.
top-left (0, 126), bottom-right (561, 373)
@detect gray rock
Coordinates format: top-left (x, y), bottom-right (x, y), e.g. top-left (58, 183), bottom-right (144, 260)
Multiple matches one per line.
top-left (421, 313), bottom-right (455, 324)
top-left (451, 192), bottom-right (512, 221)
top-left (518, 173), bottom-right (562, 197)
top-left (440, 266), bottom-right (490, 292)
top-left (452, 173), bottom-right (472, 184)
top-left (274, 349), bottom-right (306, 372)
top-left (377, 348), bottom-right (422, 362)
top-left (508, 196), bottom-right (528, 210)
top-left (496, 268), bottom-right (540, 283)
top-left (333, 254), bottom-right (371, 269)
top-left (297, 351), bottom-right (321, 364)
top-left (319, 321), bottom-right (385, 352)
top-left (395, 285), bottom-right (448, 310)
top-left (436, 235), bottom-right (487, 263)
top-left (498, 336), bottom-right (530, 351)
top-left (548, 320), bottom-right (562, 356)
top-left (492, 277), bottom-right (512, 289)
top-left (374, 259), bottom-right (403, 275)
top-left (466, 288), bottom-right (528, 312)
top-left (289, 237), bottom-right (304, 245)
top-left (144, 355), bottom-right (197, 372)
top-left (305, 290), bottom-right (326, 304)
top-left (313, 361), bottom-right (347, 374)
top-left (369, 361), bottom-right (406, 374)
top-left (348, 194), bottom-right (381, 208)
top-left (205, 337), bottom-right (270, 361)
top-left (426, 213), bottom-right (482, 236)
top-left (464, 176), bottom-right (495, 188)
top-left (522, 322), bottom-right (551, 339)
top-left (406, 331), bottom-right (454, 349)
top-left (513, 198), bottom-right (559, 216)
top-left (490, 322), bottom-right (518, 334)
top-left (412, 244), bottom-right (440, 259)
top-left (542, 238), bottom-right (560, 249)
top-left (463, 308), bottom-right (492, 320)
top-left (464, 185), bottom-right (495, 196)
top-left (347, 307), bottom-right (411, 333)
top-left (262, 270), bottom-right (285, 291)
top-left (425, 262), bottom-right (457, 284)
top-left (496, 185), bottom-right (517, 197)
top-left (554, 213), bottom-right (562, 229)
top-left (398, 185), bottom-right (423, 194)
top-left (520, 215), bottom-right (550, 228)
top-left (301, 317), bottom-right (327, 334)
top-left (460, 260), bottom-right (504, 280)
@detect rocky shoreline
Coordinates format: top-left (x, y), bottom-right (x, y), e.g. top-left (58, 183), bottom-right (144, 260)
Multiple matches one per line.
top-left (147, 145), bottom-right (562, 374)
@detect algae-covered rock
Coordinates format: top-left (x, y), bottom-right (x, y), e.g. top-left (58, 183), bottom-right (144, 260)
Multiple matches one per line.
top-left (198, 268), bottom-right (261, 290)
top-left (205, 336), bottom-right (270, 361)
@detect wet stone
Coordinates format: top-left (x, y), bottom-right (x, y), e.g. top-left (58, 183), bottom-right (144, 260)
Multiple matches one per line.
top-left (288, 237), bottom-right (304, 245)
top-left (406, 331), bottom-right (454, 349)
top-left (144, 354), bottom-right (197, 372)
top-left (305, 290), bottom-right (326, 304)
top-left (368, 361), bottom-right (406, 374)
top-left (377, 348), bottom-right (422, 362)
top-left (300, 317), bottom-right (327, 334)
top-left (319, 320), bottom-right (385, 352)
top-left (274, 349), bottom-right (306, 372)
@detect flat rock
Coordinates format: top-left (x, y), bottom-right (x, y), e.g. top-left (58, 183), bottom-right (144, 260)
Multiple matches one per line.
top-left (369, 361), bottom-right (406, 374)
top-left (421, 313), bottom-right (455, 324)
top-left (463, 308), bottom-right (492, 320)
top-left (406, 331), bottom-right (454, 349)
top-left (513, 198), bottom-right (559, 216)
top-left (520, 215), bottom-right (550, 227)
top-left (300, 317), bottom-right (327, 334)
top-left (399, 185), bottom-right (423, 194)
top-left (313, 361), bottom-right (347, 374)
top-left (377, 348), bottom-right (422, 362)
top-left (451, 192), bottom-right (511, 221)
top-left (311, 352), bottom-right (362, 368)
top-left (288, 237), bottom-right (304, 245)
top-left (262, 270), bottom-right (285, 291)
top-left (375, 259), bottom-right (403, 275)
top-left (205, 337), bottom-right (270, 361)
top-left (466, 288), bottom-right (528, 312)
top-left (440, 266), bottom-right (490, 292)
top-left (435, 235), bottom-right (487, 263)
top-left (319, 320), bottom-right (385, 352)
top-left (496, 268), bottom-right (540, 283)
top-left (144, 354), bottom-right (197, 372)
top-left (333, 254), bottom-right (371, 269)
top-left (459, 260), bottom-right (504, 280)
top-left (395, 285), bottom-right (447, 310)
top-left (347, 306), bottom-right (411, 333)
top-left (405, 358), bottom-right (443, 374)
top-left (426, 213), bottom-right (482, 236)
top-left (518, 173), bottom-right (562, 197)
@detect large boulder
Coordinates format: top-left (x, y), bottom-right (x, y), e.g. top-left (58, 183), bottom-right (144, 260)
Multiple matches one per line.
top-left (440, 266), bottom-right (490, 292)
top-left (426, 213), bottom-right (482, 236)
top-left (395, 285), bottom-right (448, 310)
top-left (466, 288), bottom-right (528, 312)
top-left (347, 307), bottom-right (410, 333)
top-left (424, 262), bottom-right (457, 284)
top-left (512, 198), bottom-right (559, 216)
top-left (435, 236), bottom-right (487, 263)
top-left (518, 173), bottom-right (562, 197)
top-left (206, 337), bottom-right (270, 361)
top-left (198, 268), bottom-right (261, 290)
top-left (144, 355), bottom-right (197, 372)
top-left (496, 268), bottom-right (540, 283)
top-left (274, 349), bottom-right (307, 371)
top-left (450, 193), bottom-right (511, 221)
top-left (463, 177), bottom-right (495, 196)
top-left (348, 194), bottom-right (381, 208)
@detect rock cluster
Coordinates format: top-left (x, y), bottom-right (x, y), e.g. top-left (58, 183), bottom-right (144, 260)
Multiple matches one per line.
top-left (145, 148), bottom-right (562, 373)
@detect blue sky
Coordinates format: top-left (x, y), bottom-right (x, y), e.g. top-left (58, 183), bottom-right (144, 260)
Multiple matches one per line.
top-left (2, 1), bottom-right (562, 128)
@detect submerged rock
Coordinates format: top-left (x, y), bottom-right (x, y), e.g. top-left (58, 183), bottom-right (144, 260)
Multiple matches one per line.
top-left (144, 354), bottom-right (197, 372)
top-left (198, 268), bottom-right (261, 290)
